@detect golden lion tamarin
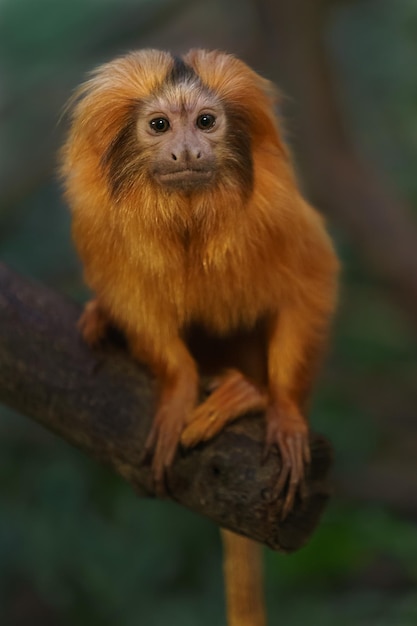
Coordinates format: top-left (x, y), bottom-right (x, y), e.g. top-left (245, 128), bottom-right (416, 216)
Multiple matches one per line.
top-left (61, 49), bottom-right (338, 626)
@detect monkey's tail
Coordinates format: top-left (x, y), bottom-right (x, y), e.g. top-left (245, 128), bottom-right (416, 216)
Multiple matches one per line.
top-left (221, 528), bottom-right (266, 626)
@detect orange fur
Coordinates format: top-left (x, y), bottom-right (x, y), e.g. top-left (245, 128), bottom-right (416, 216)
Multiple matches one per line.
top-left (61, 48), bottom-right (337, 465)
top-left (61, 49), bottom-right (338, 626)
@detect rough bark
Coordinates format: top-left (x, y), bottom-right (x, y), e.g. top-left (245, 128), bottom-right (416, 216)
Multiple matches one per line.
top-left (0, 263), bottom-right (332, 552)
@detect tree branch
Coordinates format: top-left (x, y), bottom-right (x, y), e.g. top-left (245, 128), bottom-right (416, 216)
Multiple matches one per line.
top-left (0, 263), bottom-right (332, 553)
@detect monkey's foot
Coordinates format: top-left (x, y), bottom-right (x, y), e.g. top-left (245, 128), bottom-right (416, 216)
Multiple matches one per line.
top-left (78, 299), bottom-right (109, 346)
top-left (265, 403), bottom-right (311, 520)
top-left (181, 370), bottom-right (267, 448)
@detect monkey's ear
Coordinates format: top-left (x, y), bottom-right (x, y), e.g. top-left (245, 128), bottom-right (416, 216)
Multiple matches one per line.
top-left (60, 50), bottom-right (173, 155)
top-left (263, 73), bottom-right (281, 99)
top-left (255, 73), bottom-right (282, 108)
top-left (185, 49), bottom-right (284, 146)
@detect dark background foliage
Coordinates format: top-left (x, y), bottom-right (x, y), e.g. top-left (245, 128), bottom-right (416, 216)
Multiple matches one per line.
top-left (1, 0), bottom-right (417, 624)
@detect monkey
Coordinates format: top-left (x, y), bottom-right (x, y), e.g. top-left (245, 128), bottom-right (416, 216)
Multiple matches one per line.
top-left (60, 49), bottom-right (338, 626)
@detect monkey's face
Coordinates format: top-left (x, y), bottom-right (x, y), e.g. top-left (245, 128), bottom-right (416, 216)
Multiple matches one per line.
top-left (98, 54), bottom-right (255, 200)
top-left (137, 89), bottom-right (226, 191)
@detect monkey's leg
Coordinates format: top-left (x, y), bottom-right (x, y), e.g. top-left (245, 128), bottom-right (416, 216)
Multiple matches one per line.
top-left (128, 333), bottom-right (199, 493)
top-left (222, 529), bottom-right (266, 626)
top-left (78, 298), bottom-right (110, 346)
top-left (181, 369), bottom-right (267, 448)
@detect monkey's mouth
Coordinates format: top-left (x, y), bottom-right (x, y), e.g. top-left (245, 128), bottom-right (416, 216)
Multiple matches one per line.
top-left (155, 168), bottom-right (214, 188)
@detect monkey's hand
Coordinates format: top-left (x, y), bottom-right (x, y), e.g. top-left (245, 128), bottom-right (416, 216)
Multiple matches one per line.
top-left (144, 406), bottom-right (185, 494)
top-left (144, 378), bottom-right (198, 495)
top-left (265, 401), bottom-right (311, 520)
top-left (181, 370), bottom-right (267, 447)
top-left (78, 299), bottom-right (110, 346)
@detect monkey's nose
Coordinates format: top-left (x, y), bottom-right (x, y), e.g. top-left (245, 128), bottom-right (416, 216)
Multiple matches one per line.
top-left (170, 148), bottom-right (201, 165)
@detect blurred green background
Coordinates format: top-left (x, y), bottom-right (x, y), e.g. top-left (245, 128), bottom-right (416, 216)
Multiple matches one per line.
top-left (1, 0), bottom-right (417, 624)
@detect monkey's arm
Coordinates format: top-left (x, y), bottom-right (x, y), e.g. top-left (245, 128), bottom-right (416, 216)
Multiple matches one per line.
top-left (265, 241), bottom-right (338, 516)
top-left (79, 297), bottom-right (199, 492)
top-left (265, 306), bottom-right (319, 515)
top-left (129, 331), bottom-right (199, 491)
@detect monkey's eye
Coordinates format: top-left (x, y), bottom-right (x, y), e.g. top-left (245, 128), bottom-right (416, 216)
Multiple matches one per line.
top-left (196, 113), bottom-right (216, 130)
top-left (149, 118), bottom-right (170, 133)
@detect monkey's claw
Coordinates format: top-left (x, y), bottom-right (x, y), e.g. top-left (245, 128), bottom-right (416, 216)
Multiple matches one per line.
top-left (143, 403), bottom-right (188, 496)
top-left (265, 407), bottom-right (311, 520)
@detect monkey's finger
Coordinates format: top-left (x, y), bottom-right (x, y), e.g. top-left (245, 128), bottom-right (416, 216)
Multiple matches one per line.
top-left (281, 481), bottom-right (297, 521)
top-left (142, 421), bottom-right (160, 461)
top-left (140, 422), bottom-right (166, 496)
top-left (151, 430), bottom-right (181, 497)
top-left (140, 433), bottom-right (157, 466)
top-left (152, 463), bottom-right (167, 497)
top-left (262, 416), bottom-right (281, 464)
top-left (272, 432), bottom-right (292, 498)
top-left (155, 422), bottom-right (180, 467)
top-left (281, 454), bottom-right (300, 521)
top-left (288, 433), bottom-right (311, 499)
top-left (287, 436), bottom-right (302, 485)
top-left (150, 442), bottom-right (168, 496)
top-left (264, 410), bottom-right (288, 457)
top-left (280, 454), bottom-right (295, 516)
top-left (274, 463), bottom-right (290, 503)
top-left (181, 412), bottom-right (220, 447)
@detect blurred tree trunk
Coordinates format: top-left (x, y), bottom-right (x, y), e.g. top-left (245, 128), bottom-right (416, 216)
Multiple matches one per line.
top-left (254, 0), bottom-right (417, 328)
